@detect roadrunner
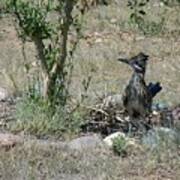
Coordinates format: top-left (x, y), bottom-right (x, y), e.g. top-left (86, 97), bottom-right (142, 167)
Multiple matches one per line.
top-left (118, 52), bottom-right (162, 119)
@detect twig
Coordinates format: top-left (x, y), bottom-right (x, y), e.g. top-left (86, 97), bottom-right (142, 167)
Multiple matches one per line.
top-left (81, 105), bottom-right (109, 116)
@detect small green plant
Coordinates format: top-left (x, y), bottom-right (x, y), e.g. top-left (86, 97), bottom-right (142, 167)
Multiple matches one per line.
top-left (128, 0), bottom-right (149, 27)
top-left (9, 95), bottom-right (85, 138)
top-left (128, 0), bottom-right (165, 36)
top-left (112, 136), bottom-right (128, 157)
top-left (139, 18), bottom-right (165, 36)
top-left (8, 0), bottom-right (54, 39)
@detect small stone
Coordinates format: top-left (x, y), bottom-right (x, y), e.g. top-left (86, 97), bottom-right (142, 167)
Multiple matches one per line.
top-left (160, 2), bottom-right (164, 7)
top-left (0, 133), bottom-right (23, 149)
top-left (135, 36), bottom-right (145, 41)
top-left (95, 38), bottom-right (103, 43)
top-left (0, 87), bottom-right (9, 101)
top-left (31, 61), bottom-right (37, 67)
top-left (152, 110), bottom-right (159, 115)
top-left (142, 127), bottom-right (178, 149)
top-left (172, 106), bottom-right (180, 121)
top-left (110, 18), bottom-right (117, 24)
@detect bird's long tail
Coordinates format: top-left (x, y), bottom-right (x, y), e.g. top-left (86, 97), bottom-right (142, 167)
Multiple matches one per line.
top-left (148, 82), bottom-right (162, 98)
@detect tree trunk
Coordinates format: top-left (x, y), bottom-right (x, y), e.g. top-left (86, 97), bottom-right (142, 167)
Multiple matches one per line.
top-left (34, 38), bottom-right (50, 99)
top-left (34, 1), bottom-right (75, 103)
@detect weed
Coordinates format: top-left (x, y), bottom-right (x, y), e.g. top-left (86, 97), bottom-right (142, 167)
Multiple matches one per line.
top-left (128, 0), bottom-right (149, 27)
top-left (128, 0), bottom-right (165, 36)
top-left (139, 18), bottom-right (165, 36)
top-left (9, 94), bottom-right (85, 138)
top-left (112, 136), bottom-right (128, 157)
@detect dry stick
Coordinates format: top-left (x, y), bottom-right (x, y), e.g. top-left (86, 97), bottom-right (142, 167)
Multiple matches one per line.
top-left (80, 104), bottom-right (109, 116)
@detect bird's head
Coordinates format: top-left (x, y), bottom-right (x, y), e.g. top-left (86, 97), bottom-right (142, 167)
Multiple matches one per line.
top-left (118, 52), bottom-right (149, 74)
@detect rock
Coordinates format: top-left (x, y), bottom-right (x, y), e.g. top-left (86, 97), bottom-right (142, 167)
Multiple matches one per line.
top-left (110, 18), bottom-right (117, 24)
top-left (172, 106), bottom-right (180, 121)
top-left (95, 38), bottom-right (103, 43)
top-left (103, 132), bottom-right (126, 147)
top-left (142, 127), bottom-right (179, 149)
top-left (103, 132), bottom-right (137, 148)
top-left (0, 133), bottom-right (23, 149)
top-left (103, 132), bottom-right (142, 156)
top-left (68, 135), bottom-right (103, 151)
top-left (135, 36), bottom-right (145, 41)
top-left (0, 87), bottom-right (10, 101)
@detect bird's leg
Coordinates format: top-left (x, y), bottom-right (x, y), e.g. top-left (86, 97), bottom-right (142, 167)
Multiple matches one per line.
top-left (128, 120), bottom-right (132, 135)
top-left (128, 117), bottom-right (139, 135)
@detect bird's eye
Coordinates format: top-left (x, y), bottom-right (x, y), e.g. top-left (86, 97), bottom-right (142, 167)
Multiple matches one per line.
top-left (134, 61), bottom-right (139, 65)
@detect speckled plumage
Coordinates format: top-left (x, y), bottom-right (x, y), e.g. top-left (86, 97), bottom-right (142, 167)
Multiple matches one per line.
top-left (123, 71), bottom-right (152, 118)
top-left (118, 52), bottom-right (152, 118)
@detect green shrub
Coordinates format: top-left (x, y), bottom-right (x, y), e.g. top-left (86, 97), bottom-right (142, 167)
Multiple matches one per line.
top-left (138, 18), bottom-right (165, 36)
top-left (128, 0), bottom-right (165, 36)
top-left (9, 95), bottom-right (85, 138)
top-left (112, 136), bottom-right (128, 157)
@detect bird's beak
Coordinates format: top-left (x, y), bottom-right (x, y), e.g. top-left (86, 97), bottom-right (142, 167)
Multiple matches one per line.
top-left (117, 58), bottom-right (129, 65)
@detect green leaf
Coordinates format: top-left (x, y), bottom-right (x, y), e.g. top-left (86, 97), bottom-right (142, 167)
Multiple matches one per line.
top-left (138, 10), bottom-right (146, 15)
top-left (127, 1), bottom-right (132, 6)
top-left (138, 2), bottom-right (146, 6)
top-left (130, 13), bottom-right (135, 18)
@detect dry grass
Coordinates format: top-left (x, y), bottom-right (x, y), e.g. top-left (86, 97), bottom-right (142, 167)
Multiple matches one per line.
top-left (0, 1), bottom-right (180, 179)
top-left (0, 1), bottom-right (180, 105)
top-left (0, 138), bottom-right (179, 180)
